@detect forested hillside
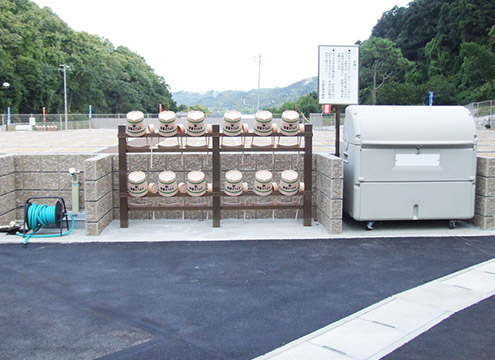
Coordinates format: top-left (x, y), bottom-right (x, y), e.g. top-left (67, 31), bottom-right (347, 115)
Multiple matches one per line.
top-left (361, 0), bottom-right (495, 105)
top-left (0, 0), bottom-right (176, 113)
top-left (1, 0), bottom-right (493, 115)
top-left (177, 0), bottom-right (495, 112)
top-left (172, 77), bottom-right (317, 114)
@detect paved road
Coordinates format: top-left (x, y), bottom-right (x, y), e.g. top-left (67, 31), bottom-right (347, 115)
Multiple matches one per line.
top-left (1, 237), bottom-right (495, 359)
top-left (385, 295), bottom-right (495, 360)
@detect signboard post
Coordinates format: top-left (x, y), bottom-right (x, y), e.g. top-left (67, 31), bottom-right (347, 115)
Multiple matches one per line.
top-left (318, 45), bottom-right (360, 156)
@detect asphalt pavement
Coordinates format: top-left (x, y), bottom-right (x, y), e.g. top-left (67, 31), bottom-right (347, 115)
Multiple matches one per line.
top-left (1, 236), bottom-right (495, 359)
top-left (385, 295), bottom-right (495, 360)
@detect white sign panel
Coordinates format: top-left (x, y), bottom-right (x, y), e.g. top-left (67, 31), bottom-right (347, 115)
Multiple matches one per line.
top-left (395, 154), bottom-right (440, 167)
top-left (318, 45), bottom-right (360, 105)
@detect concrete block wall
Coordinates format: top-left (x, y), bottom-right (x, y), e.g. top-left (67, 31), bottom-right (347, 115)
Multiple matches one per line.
top-left (109, 152), bottom-right (343, 234)
top-left (111, 153), bottom-right (312, 221)
top-left (0, 155), bottom-right (16, 225)
top-left (14, 154), bottom-right (92, 219)
top-left (17, 151), bottom-right (493, 235)
top-left (6, 152), bottom-right (493, 235)
top-left (314, 153), bottom-right (344, 234)
top-left (84, 154), bottom-right (113, 235)
top-left (0, 153), bottom-right (110, 236)
top-left (474, 155), bottom-right (495, 229)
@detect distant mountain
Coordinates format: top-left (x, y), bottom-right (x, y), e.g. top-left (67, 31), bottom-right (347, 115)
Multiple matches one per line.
top-left (172, 77), bottom-right (317, 114)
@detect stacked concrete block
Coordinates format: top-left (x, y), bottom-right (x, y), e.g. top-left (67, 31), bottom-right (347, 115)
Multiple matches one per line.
top-left (111, 154), bottom-right (120, 220)
top-left (111, 153), bottom-right (210, 221)
top-left (315, 153), bottom-right (343, 234)
top-left (0, 155), bottom-right (16, 225)
top-left (474, 155), bottom-right (495, 229)
top-left (84, 154), bottom-right (113, 235)
top-left (14, 154), bottom-right (91, 220)
top-left (113, 152), bottom-right (313, 221)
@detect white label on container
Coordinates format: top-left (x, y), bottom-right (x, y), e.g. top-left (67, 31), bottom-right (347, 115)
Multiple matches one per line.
top-left (395, 154), bottom-right (440, 167)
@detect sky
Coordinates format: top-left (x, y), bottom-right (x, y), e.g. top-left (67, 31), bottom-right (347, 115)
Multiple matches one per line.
top-left (32, 0), bottom-right (412, 93)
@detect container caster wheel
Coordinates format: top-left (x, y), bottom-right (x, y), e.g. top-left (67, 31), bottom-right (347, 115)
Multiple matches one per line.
top-left (366, 222), bottom-right (374, 231)
top-left (449, 220), bottom-right (456, 229)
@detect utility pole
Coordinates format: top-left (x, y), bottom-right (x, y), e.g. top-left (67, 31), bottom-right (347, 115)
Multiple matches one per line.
top-left (2, 82), bottom-right (10, 130)
top-left (255, 55), bottom-right (261, 111)
top-left (59, 64), bottom-right (70, 130)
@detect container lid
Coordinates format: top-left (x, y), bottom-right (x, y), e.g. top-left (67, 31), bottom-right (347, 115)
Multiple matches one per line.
top-left (344, 105), bottom-right (477, 146)
top-left (255, 170), bottom-right (272, 183)
top-left (281, 169), bottom-right (298, 183)
top-left (159, 111), bottom-right (176, 122)
top-left (224, 110), bottom-right (241, 123)
top-left (282, 110), bottom-right (299, 123)
top-left (159, 171), bottom-right (176, 184)
top-left (187, 170), bottom-right (205, 183)
top-left (127, 111), bottom-right (144, 123)
top-left (255, 110), bottom-right (272, 123)
top-left (187, 110), bottom-right (205, 123)
top-left (128, 171), bottom-right (146, 183)
top-left (225, 170), bottom-right (242, 183)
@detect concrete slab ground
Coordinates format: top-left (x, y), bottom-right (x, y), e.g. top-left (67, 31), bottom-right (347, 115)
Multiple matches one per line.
top-left (2, 128), bottom-right (495, 155)
top-left (3, 217), bottom-right (495, 244)
top-left (0, 129), bottom-right (118, 154)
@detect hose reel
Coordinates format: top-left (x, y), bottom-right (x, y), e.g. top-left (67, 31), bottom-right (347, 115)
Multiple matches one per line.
top-left (20, 196), bottom-right (74, 245)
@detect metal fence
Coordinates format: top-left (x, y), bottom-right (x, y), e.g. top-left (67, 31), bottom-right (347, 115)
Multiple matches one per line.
top-left (309, 113), bottom-right (340, 129)
top-left (1, 112), bottom-right (314, 131)
top-left (3, 104), bottom-right (492, 131)
top-left (466, 100), bottom-right (495, 128)
top-left (0, 113), bottom-right (154, 131)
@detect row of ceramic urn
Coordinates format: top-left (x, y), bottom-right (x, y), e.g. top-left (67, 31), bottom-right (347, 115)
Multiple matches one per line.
top-left (128, 169), bottom-right (304, 198)
top-left (126, 109), bottom-right (304, 137)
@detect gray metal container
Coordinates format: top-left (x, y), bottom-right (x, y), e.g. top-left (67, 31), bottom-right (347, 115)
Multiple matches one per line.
top-left (341, 105), bottom-right (477, 222)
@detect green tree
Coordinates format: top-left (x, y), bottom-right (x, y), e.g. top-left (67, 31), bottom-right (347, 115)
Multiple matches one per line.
top-left (360, 37), bottom-right (412, 104)
top-left (176, 104), bottom-right (212, 115)
top-left (266, 100), bottom-right (296, 115)
top-left (424, 76), bottom-right (458, 105)
top-left (296, 92), bottom-right (319, 118)
top-left (0, 0), bottom-right (176, 114)
top-left (263, 92), bottom-right (319, 119)
top-left (372, 1), bottom-right (448, 62)
top-left (459, 42), bottom-right (495, 90)
top-left (375, 81), bottom-right (426, 105)
top-left (371, 0), bottom-right (495, 104)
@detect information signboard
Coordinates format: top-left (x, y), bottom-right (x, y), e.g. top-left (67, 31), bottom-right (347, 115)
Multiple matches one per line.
top-left (318, 45), bottom-right (360, 105)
